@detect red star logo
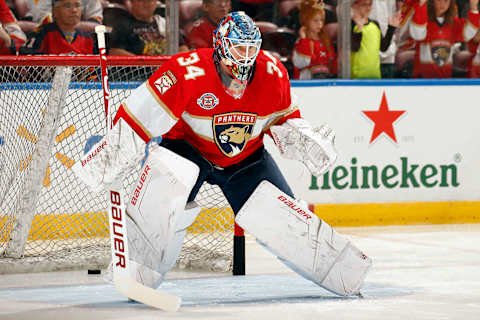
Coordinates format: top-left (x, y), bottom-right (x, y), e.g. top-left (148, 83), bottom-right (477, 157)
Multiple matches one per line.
top-left (362, 92), bottom-right (406, 144)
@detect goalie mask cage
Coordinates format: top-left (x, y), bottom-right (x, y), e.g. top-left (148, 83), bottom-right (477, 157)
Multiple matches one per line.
top-left (0, 55), bottom-right (241, 274)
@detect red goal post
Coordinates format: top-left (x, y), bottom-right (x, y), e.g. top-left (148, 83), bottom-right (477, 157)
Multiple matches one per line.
top-left (0, 55), bottom-right (244, 274)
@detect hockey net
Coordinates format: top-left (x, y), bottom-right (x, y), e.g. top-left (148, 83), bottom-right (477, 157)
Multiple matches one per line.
top-left (0, 56), bottom-right (235, 274)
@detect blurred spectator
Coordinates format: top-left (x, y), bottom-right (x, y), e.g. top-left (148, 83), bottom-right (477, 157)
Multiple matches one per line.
top-left (232, 0), bottom-right (275, 22)
top-left (351, 0), bottom-right (399, 78)
top-left (467, 28), bottom-right (480, 77)
top-left (185, 0), bottom-right (231, 49)
top-left (24, 0), bottom-right (102, 24)
top-left (409, 0), bottom-right (479, 78)
top-left (277, 1), bottom-right (301, 31)
top-left (109, 0), bottom-right (188, 55)
top-left (393, 0), bottom-right (418, 78)
top-left (277, 0), bottom-right (337, 32)
top-left (292, 0), bottom-right (335, 79)
top-left (19, 0), bottom-right (97, 54)
top-left (0, 0), bottom-right (26, 54)
top-left (369, 0), bottom-right (399, 78)
top-left (396, 0), bottom-right (418, 52)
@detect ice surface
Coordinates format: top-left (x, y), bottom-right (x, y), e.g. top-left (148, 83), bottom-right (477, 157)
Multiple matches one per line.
top-left (1, 224), bottom-right (479, 320)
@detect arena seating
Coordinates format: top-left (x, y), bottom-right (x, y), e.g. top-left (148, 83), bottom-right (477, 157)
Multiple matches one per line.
top-left (179, 0), bottom-right (203, 27)
top-left (255, 21), bottom-right (279, 34)
top-left (394, 50), bottom-right (415, 78)
top-left (453, 50), bottom-right (473, 77)
top-left (102, 2), bottom-right (130, 28)
top-left (261, 27), bottom-right (297, 78)
top-left (278, 0), bottom-right (299, 20)
top-left (12, 0), bottom-right (37, 33)
top-left (325, 22), bottom-right (338, 48)
top-left (13, 0), bottom-right (28, 18)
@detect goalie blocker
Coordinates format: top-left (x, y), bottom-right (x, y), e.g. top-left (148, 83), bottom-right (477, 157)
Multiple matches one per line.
top-left (236, 181), bottom-right (372, 296)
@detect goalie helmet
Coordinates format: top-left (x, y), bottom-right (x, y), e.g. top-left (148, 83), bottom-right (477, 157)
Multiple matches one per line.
top-left (213, 11), bottom-right (262, 98)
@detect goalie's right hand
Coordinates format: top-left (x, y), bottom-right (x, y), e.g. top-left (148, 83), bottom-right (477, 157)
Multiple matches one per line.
top-left (72, 135), bottom-right (123, 193)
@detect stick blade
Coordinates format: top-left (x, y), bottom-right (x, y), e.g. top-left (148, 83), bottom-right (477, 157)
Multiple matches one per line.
top-left (115, 276), bottom-right (181, 312)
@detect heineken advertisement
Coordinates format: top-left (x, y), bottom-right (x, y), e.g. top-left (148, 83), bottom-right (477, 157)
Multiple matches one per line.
top-left (311, 157), bottom-right (459, 190)
top-left (266, 83), bottom-right (480, 206)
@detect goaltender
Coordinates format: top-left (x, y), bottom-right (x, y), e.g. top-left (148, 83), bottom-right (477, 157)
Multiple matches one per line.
top-left (74, 12), bottom-right (371, 298)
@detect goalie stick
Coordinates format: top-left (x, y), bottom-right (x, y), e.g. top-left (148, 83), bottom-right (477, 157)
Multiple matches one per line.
top-left (95, 25), bottom-right (181, 312)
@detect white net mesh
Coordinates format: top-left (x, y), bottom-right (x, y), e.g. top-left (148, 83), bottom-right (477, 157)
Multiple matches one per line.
top-left (0, 56), bottom-right (234, 274)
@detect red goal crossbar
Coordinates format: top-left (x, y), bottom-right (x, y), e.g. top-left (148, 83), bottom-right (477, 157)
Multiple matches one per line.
top-left (0, 55), bottom-right (170, 66)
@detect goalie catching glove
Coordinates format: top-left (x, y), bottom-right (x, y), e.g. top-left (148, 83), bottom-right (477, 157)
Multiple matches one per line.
top-left (270, 118), bottom-right (337, 176)
top-left (72, 118), bottom-right (146, 193)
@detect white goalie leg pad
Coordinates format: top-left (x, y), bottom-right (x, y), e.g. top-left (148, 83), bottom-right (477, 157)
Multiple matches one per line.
top-left (125, 145), bottom-right (200, 289)
top-left (235, 181), bottom-right (372, 296)
top-left (104, 202), bottom-right (201, 285)
top-left (72, 118), bottom-right (146, 193)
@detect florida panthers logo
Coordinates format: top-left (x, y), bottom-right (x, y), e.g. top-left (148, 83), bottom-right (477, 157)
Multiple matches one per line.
top-left (432, 46), bottom-right (450, 67)
top-left (431, 39), bottom-right (451, 67)
top-left (213, 112), bottom-right (256, 157)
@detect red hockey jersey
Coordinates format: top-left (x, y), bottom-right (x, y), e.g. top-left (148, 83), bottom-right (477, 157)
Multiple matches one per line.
top-left (114, 48), bottom-right (301, 168)
top-left (19, 23), bottom-right (97, 55)
top-left (397, 0), bottom-right (419, 51)
top-left (293, 38), bottom-right (335, 79)
top-left (409, 3), bottom-right (480, 78)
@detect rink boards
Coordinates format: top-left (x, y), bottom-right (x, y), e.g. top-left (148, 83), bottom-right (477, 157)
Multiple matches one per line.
top-left (279, 79), bottom-right (480, 225)
top-left (1, 79), bottom-right (480, 230)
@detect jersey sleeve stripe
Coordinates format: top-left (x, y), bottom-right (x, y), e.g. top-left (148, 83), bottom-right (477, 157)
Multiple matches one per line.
top-left (193, 131), bottom-right (214, 142)
top-left (146, 81), bottom-right (180, 121)
top-left (113, 102), bottom-right (153, 142)
top-left (122, 82), bottom-right (178, 137)
top-left (182, 112), bottom-right (214, 140)
top-left (263, 106), bottom-right (300, 131)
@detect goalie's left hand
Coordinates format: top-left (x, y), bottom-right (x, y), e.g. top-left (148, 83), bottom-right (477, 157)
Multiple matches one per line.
top-left (270, 118), bottom-right (337, 176)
